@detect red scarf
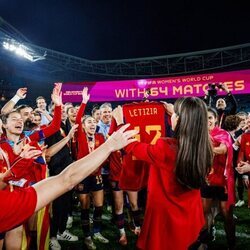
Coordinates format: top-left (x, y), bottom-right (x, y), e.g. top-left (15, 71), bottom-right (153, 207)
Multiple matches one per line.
top-left (209, 126), bottom-right (235, 207)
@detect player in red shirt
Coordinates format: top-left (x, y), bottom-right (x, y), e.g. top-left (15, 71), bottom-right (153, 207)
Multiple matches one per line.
top-left (0, 124), bottom-right (138, 235)
top-left (108, 118), bottom-right (140, 246)
top-left (237, 117), bottom-right (250, 208)
top-left (109, 101), bottom-right (167, 246)
top-left (0, 84), bottom-right (62, 250)
top-left (201, 107), bottom-right (235, 249)
top-left (74, 88), bottom-right (109, 249)
top-left (108, 118), bottom-right (129, 245)
top-left (113, 97), bottom-right (213, 250)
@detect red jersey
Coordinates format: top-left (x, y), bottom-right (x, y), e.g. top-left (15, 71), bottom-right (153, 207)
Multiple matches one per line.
top-left (28, 105), bottom-right (62, 142)
top-left (120, 102), bottom-right (166, 191)
top-left (0, 105), bottom-right (62, 188)
top-left (109, 150), bottom-right (123, 182)
top-left (208, 140), bottom-right (227, 186)
top-left (108, 118), bottom-right (123, 182)
top-left (126, 138), bottom-right (204, 250)
top-left (208, 126), bottom-right (235, 208)
top-left (75, 103), bottom-right (105, 176)
top-left (0, 187), bottom-right (37, 233)
top-left (208, 127), bottom-right (233, 187)
top-left (238, 131), bottom-right (250, 162)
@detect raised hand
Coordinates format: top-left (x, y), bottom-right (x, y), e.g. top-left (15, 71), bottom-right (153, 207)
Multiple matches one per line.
top-left (20, 144), bottom-right (42, 159)
top-left (82, 87), bottom-right (90, 104)
top-left (107, 124), bottom-right (138, 151)
top-left (220, 83), bottom-right (230, 93)
top-left (68, 124), bottom-right (79, 139)
top-left (34, 108), bottom-right (45, 114)
top-left (16, 88), bottom-right (27, 99)
top-left (112, 106), bottom-right (124, 125)
top-left (51, 83), bottom-right (62, 106)
top-left (160, 101), bottom-right (174, 116)
top-left (54, 82), bottom-right (62, 92)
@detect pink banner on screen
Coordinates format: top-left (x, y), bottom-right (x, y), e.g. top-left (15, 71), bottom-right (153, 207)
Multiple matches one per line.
top-left (61, 69), bottom-right (250, 103)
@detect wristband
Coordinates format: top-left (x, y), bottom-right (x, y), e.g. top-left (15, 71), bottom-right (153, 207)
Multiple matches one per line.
top-left (11, 95), bottom-right (21, 104)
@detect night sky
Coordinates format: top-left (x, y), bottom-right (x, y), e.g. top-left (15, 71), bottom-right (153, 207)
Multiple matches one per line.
top-left (0, 0), bottom-right (249, 60)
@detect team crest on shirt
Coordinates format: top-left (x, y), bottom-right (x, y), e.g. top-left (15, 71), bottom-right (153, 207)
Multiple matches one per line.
top-left (95, 140), bottom-right (100, 147)
top-left (0, 166), bottom-right (8, 173)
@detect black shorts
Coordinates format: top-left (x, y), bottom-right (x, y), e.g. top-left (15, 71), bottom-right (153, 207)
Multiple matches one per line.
top-left (76, 175), bottom-right (103, 194)
top-left (110, 180), bottom-right (121, 191)
top-left (201, 184), bottom-right (228, 201)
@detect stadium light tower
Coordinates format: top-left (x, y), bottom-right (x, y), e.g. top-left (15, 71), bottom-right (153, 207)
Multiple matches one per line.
top-left (2, 39), bottom-right (46, 62)
top-left (0, 16), bottom-right (46, 62)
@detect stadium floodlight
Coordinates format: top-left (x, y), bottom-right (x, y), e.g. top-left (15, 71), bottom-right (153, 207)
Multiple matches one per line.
top-left (2, 40), bottom-right (46, 62)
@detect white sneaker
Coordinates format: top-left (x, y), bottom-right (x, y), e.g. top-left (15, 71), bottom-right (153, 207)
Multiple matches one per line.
top-left (210, 225), bottom-right (216, 241)
top-left (57, 230), bottom-right (78, 241)
top-left (235, 200), bottom-right (245, 207)
top-left (84, 237), bottom-right (96, 250)
top-left (66, 216), bottom-right (73, 229)
top-left (49, 238), bottom-right (61, 250)
top-left (93, 232), bottom-right (109, 243)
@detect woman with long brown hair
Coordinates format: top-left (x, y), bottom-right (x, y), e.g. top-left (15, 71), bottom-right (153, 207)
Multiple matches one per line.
top-left (113, 97), bottom-right (213, 250)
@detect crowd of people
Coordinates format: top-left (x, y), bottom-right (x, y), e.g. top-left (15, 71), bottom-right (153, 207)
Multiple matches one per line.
top-left (0, 82), bottom-right (249, 250)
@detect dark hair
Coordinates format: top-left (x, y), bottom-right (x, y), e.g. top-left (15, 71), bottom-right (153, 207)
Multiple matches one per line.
top-left (24, 120), bottom-right (37, 130)
top-left (1, 110), bottom-right (20, 124)
top-left (207, 107), bottom-right (218, 119)
top-left (1, 110), bottom-right (21, 134)
top-left (224, 115), bottom-right (241, 132)
top-left (66, 106), bottom-right (75, 115)
top-left (82, 115), bottom-right (92, 124)
top-left (91, 106), bottom-right (100, 116)
top-left (36, 96), bottom-right (46, 103)
top-left (33, 112), bottom-right (42, 118)
top-left (82, 116), bottom-right (97, 135)
top-left (174, 97), bottom-right (213, 189)
top-left (16, 104), bottom-right (32, 112)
